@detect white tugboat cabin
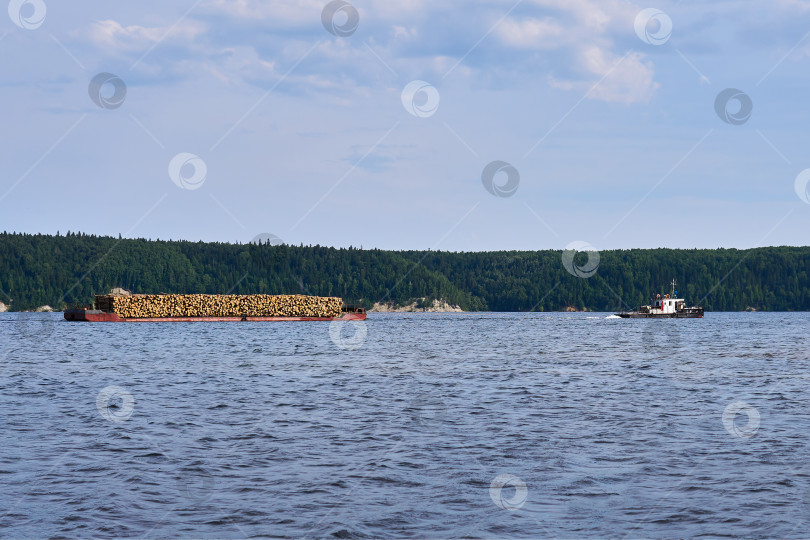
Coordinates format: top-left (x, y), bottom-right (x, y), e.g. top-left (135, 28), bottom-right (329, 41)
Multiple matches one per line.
top-left (650, 295), bottom-right (684, 315)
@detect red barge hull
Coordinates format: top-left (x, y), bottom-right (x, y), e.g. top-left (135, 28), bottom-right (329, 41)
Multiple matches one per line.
top-left (64, 309), bottom-right (366, 322)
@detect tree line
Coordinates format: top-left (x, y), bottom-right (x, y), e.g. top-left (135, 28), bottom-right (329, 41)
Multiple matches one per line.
top-left (0, 232), bottom-right (808, 311)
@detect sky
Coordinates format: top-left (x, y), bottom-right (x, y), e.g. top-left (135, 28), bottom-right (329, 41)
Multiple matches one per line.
top-left (1, 0), bottom-right (810, 252)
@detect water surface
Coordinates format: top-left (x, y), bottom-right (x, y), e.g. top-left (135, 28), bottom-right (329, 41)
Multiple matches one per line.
top-left (1, 312), bottom-right (809, 538)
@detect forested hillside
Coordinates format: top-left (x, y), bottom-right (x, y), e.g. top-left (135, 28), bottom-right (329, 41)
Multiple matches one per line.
top-left (401, 248), bottom-right (810, 312)
top-left (1, 232), bottom-right (808, 311)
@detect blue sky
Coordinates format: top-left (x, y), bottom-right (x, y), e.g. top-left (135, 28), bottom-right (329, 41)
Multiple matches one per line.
top-left (1, 0), bottom-right (810, 251)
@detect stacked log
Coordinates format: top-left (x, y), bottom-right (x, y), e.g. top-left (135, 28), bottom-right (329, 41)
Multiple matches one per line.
top-left (95, 294), bottom-right (343, 318)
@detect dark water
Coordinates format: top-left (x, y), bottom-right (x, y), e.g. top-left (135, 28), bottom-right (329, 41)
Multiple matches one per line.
top-left (2, 311), bottom-right (810, 538)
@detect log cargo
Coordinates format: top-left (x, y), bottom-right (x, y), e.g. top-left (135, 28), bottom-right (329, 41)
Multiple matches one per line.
top-left (65, 293), bottom-right (366, 322)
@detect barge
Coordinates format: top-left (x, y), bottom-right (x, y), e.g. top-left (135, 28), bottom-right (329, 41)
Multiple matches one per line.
top-left (616, 280), bottom-right (703, 319)
top-left (64, 293), bottom-right (366, 322)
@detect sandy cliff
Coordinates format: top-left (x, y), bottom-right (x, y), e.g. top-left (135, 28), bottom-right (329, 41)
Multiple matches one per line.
top-left (370, 298), bottom-right (463, 313)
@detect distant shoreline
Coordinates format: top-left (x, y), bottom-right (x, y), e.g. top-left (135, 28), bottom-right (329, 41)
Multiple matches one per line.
top-left (3, 232), bottom-right (810, 312)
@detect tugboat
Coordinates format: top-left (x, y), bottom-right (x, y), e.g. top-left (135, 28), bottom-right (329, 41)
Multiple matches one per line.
top-left (616, 280), bottom-right (704, 318)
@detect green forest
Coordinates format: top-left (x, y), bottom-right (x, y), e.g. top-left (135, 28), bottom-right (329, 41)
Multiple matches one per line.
top-left (0, 232), bottom-right (808, 312)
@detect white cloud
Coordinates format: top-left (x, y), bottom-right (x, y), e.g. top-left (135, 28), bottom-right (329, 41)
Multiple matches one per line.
top-left (532, 0), bottom-right (637, 34)
top-left (773, 0), bottom-right (810, 10)
top-left (497, 17), bottom-right (566, 49)
top-left (90, 19), bottom-right (207, 52)
top-left (203, 46), bottom-right (277, 84)
top-left (205, 0), bottom-right (428, 22)
top-left (367, 0), bottom-right (429, 19)
top-left (84, 0), bottom-right (658, 103)
top-left (580, 47), bottom-right (657, 104)
top-left (495, 0), bottom-right (658, 103)
top-left (204, 0), bottom-right (329, 24)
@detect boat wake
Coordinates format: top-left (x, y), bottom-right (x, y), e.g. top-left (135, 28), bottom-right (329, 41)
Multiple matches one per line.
top-left (604, 315), bottom-right (621, 319)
